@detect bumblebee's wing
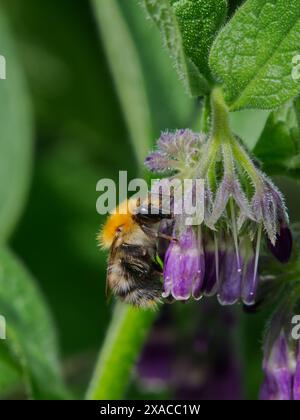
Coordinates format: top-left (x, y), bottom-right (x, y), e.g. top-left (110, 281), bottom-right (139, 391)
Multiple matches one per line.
top-left (106, 242), bottom-right (153, 289)
top-left (105, 283), bottom-right (113, 303)
top-left (106, 239), bottom-right (163, 307)
top-left (105, 253), bottom-right (113, 301)
top-left (119, 243), bottom-right (162, 276)
top-left (105, 239), bottom-right (119, 300)
top-left (119, 245), bottom-right (163, 307)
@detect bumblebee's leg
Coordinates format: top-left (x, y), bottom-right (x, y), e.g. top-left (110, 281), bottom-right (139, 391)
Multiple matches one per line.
top-left (158, 232), bottom-right (178, 242)
top-left (138, 223), bottom-right (177, 242)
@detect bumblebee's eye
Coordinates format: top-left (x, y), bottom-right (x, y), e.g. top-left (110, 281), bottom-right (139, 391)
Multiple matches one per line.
top-left (116, 226), bottom-right (123, 235)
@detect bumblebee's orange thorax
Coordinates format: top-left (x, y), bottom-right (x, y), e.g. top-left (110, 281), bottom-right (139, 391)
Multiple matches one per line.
top-left (99, 200), bottom-right (137, 249)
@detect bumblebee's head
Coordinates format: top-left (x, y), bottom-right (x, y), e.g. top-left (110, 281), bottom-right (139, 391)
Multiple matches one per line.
top-left (99, 199), bottom-right (137, 249)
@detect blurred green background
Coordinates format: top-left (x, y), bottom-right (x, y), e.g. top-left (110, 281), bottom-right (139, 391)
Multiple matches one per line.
top-left (0, 0), bottom-right (299, 400)
top-left (0, 0), bottom-right (195, 399)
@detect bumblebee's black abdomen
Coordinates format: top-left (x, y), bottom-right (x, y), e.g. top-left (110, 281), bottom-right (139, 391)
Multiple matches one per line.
top-left (117, 277), bottom-right (162, 307)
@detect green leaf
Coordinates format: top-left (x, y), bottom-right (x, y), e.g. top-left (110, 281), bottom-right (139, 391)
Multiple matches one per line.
top-left (253, 100), bottom-right (300, 177)
top-left (119, 0), bottom-right (195, 132)
top-left (295, 96), bottom-right (300, 127)
top-left (0, 248), bottom-right (69, 399)
top-left (0, 347), bottom-right (21, 398)
top-left (0, 9), bottom-right (33, 243)
top-left (173, 0), bottom-right (228, 82)
top-left (210, 0), bottom-right (300, 111)
top-left (91, 0), bottom-right (152, 164)
top-left (141, 0), bottom-right (225, 96)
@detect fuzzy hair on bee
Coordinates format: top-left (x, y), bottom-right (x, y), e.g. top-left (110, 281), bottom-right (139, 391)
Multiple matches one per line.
top-left (99, 198), bottom-right (173, 309)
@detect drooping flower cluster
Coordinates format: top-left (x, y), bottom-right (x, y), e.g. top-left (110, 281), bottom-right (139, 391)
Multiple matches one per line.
top-left (137, 304), bottom-right (243, 400)
top-left (260, 331), bottom-right (300, 400)
top-left (145, 90), bottom-right (292, 307)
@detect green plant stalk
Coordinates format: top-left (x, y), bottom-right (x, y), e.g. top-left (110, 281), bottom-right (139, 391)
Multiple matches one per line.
top-left (86, 303), bottom-right (157, 400)
top-left (211, 87), bottom-right (264, 191)
top-left (211, 87), bottom-right (231, 138)
top-left (197, 87), bottom-right (228, 177)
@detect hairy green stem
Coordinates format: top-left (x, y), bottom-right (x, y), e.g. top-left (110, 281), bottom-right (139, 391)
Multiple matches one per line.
top-left (211, 86), bottom-right (231, 139)
top-left (86, 303), bottom-right (157, 400)
top-left (197, 87), bottom-right (232, 178)
top-left (211, 87), bottom-right (264, 191)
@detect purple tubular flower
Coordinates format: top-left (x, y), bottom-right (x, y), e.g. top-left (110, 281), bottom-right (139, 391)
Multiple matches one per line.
top-left (202, 240), bottom-right (224, 297)
top-left (260, 332), bottom-right (294, 400)
top-left (241, 256), bottom-right (259, 306)
top-left (202, 250), bottom-right (218, 296)
top-left (218, 251), bottom-right (242, 306)
top-left (163, 228), bottom-right (204, 301)
top-left (137, 303), bottom-right (243, 400)
top-left (267, 224), bottom-right (293, 264)
top-left (137, 340), bottom-right (173, 387)
top-left (294, 341), bottom-right (300, 400)
top-left (137, 310), bottom-right (174, 388)
top-left (175, 356), bottom-right (242, 401)
top-left (201, 235), bottom-right (260, 306)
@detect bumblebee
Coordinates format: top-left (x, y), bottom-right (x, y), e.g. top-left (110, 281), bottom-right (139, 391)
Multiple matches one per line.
top-left (99, 198), bottom-right (173, 308)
